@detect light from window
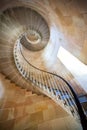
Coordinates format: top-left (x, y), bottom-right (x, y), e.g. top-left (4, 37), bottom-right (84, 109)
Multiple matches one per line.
top-left (57, 46), bottom-right (87, 92)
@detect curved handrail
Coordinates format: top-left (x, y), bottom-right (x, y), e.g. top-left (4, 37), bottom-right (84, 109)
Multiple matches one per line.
top-left (14, 41), bottom-right (87, 130)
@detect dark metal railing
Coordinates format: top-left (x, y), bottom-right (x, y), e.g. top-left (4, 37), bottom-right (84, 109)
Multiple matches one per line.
top-left (14, 40), bottom-right (87, 130)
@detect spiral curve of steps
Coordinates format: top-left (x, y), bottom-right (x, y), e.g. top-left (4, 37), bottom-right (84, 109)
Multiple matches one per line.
top-left (0, 7), bottom-right (50, 94)
top-left (0, 4), bottom-right (87, 130)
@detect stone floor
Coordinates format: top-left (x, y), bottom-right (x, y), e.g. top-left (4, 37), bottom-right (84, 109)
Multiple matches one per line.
top-left (0, 74), bottom-right (82, 130)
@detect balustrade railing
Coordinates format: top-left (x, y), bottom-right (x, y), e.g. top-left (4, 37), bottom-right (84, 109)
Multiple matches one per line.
top-left (13, 39), bottom-right (87, 130)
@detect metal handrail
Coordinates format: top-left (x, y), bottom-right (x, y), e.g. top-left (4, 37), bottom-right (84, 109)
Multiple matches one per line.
top-left (14, 41), bottom-right (87, 130)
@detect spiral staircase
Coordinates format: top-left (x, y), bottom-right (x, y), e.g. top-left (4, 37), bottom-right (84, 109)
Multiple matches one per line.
top-left (0, 5), bottom-right (87, 130)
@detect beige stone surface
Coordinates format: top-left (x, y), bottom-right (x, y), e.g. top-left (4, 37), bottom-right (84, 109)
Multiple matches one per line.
top-left (0, 0), bottom-right (87, 129)
top-left (0, 74), bottom-right (82, 130)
